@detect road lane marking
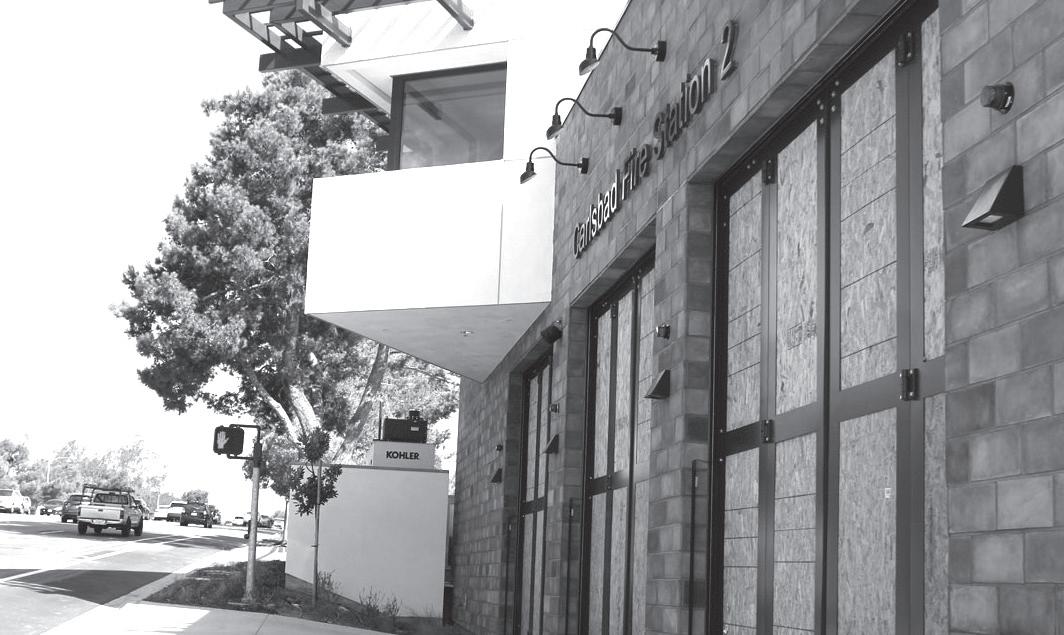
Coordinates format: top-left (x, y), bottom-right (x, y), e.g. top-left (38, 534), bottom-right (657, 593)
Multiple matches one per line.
top-left (39, 530), bottom-right (63, 535)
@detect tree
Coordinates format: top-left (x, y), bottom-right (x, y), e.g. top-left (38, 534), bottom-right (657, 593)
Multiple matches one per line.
top-left (115, 71), bottom-right (457, 465)
top-left (0, 439), bottom-right (29, 483)
top-left (183, 489), bottom-right (209, 503)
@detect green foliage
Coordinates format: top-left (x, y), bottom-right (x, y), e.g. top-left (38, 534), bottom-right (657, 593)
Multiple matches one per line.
top-left (115, 71), bottom-right (457, 466)
top-left (0, 439), bottom-right (29, 482)
top-left (291, 465), bottom-right (341, 516)
top-left (183, 489), bottom-right (209, 503)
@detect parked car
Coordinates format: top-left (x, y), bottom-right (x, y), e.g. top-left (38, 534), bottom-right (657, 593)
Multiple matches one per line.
top-left (38, 498), bottom-right (64, 516)
top-left (76, 487), bottom-right (144, 537)
top-left (179, 502), bottom-right (213, 528)
top-left (256, 514), bottom-right (274, 529)
top-left (164, 500), bottom-right (188, 522)
top-left (226, 512), bottom-right (246, 526)
top-left (0, 487), bottom-right (30, 514)
top-left (60, 494), bottom-right (86, 522)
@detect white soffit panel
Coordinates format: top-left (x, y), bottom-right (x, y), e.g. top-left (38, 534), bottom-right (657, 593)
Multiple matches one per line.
top-left (312, 302), bottom-right (548, 381)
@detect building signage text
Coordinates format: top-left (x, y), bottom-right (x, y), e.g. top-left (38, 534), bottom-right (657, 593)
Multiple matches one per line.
top-left (573, 22), bottom-right (738, 258)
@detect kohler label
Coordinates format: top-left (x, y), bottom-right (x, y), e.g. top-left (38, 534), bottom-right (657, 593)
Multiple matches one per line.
top-left (372, 440), bottom-right (436, 470)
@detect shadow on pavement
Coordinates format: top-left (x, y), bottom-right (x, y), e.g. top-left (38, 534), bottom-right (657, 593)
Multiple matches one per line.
top-left (2, 569), bottom-right (169, 605)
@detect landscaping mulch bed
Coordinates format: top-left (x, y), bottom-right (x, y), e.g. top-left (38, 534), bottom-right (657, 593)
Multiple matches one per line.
top-left (147, 561), bottom-right (460, 634)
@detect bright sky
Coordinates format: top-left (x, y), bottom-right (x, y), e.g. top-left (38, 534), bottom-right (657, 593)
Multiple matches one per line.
top-left (0, 1), bottom-right (455, 516)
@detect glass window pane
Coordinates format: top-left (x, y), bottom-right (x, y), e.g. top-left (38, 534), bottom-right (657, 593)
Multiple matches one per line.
top-left (773, 433), bottom-right (817, 633)
top-left (727, 173), bottom-right (763, 430)
top-left (614, 292), bottom-right (634, 473)
top-left (398, 67), bottom-right (505, 169)
top-left (922, 11), bottom-right (945, 361)
top-left (723, 448), bottom-right (759, 634)
top-left (837, 408), bottom-right (897, 635)
top-left (526, 373), bottom-right (539, 503)
top-left (594, 312), bottom-right (612, 477)
top-left (840, 53), bottom-right (898, 389)
top-left (776, 124), bottom-right (820, 414)
top-left (538, 367), bottom-right (550, 495)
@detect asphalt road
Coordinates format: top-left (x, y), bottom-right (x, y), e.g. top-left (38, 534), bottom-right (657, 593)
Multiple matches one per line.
top-left (0, 512), bottom-right (276, 635)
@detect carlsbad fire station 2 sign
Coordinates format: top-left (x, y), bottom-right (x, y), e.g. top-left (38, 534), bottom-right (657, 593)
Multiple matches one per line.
top-left (573, 23), bottom-right (738, 258)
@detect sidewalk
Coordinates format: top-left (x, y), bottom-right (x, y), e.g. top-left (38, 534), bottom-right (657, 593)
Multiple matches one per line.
top-left (45, 601), bottom-right (389, 634)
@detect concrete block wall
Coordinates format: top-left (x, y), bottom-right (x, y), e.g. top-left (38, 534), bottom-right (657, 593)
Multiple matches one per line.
top-left (940, 0), bottom-right (1064, 632)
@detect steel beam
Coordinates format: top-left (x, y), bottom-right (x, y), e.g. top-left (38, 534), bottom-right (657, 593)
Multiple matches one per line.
top-left (297, 0), bottom-right (353, 47)
top-left (435, 0), bottom-right (474, 30)
top-left (259, 48), bottom-right (323, 72)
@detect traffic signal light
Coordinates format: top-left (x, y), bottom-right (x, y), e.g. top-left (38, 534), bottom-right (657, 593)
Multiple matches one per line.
top-left (213, 425), bottom-right (245, 456)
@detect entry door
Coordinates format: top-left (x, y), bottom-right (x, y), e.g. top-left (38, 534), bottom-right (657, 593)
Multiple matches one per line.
top-left (583, 261), bottom-right (655, 635)
top-left (713, 8), bottom-right (944, 634)
top-left (516, 358), bottom-right (551, 635)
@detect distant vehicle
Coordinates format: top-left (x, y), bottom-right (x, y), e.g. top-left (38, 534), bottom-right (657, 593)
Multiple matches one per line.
top-left (76, 486), bottom-right (144, 537)
top-left (0, 487), bottom-right (29, 514)
top-left (164, 500), bottom-right (188, 522)
top-left (60, 494), bottom-right (86, 522)
top-left (38, 498), bottom-right (64, 516)
top-left (227, 513), bottom-right (246, 527)
top-left (179, 502), bottom-right (213, 528)
top-left (256, 514), bottom-right (274, 529)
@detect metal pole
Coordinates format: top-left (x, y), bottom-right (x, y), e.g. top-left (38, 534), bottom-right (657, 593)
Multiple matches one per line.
top-left (312, 461), bottom-right (322, 607)
top-left (243, 434), bottom-right (262, 604)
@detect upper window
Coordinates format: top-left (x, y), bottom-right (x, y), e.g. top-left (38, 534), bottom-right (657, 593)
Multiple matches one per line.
top-left (392, 64), bottom-right (506, 169)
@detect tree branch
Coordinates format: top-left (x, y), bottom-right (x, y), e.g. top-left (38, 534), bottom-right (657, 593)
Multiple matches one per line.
top-left (238, 360), bottom-right (297, 434)
top-left (334, 343), bottom-right (389, 459)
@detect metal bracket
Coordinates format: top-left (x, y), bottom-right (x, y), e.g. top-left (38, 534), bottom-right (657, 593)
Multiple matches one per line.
top-left (895, 29), bottom-right (916, 67)
top-left (760, 419), bottom-right (774, 444)
top-left (762, 157), bottom-right (777, 184)
top-left (900, 368), bottom-right (919, 401)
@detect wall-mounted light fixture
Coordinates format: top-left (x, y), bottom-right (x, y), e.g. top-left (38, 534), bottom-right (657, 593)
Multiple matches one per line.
top-left (980, 82), bottom-right (1014, 113)
top-left (644, 369), bottom-right (670, 400)
top-left (540, 319), bottom-right (564, 343)
top-left (963, 165), bottom-right (1024, 230)
top-left (489, 468), bottom-right (503, 484)
top-left (580, 28), bottom-right (666, 75)
top-left (655, 323), bottom-right (671, 339)
top-left (520, 147), bottom-right (589, 184)
top-left (543, 434), bottom-right (560, 455)
top-left (546, 97), bottom-right (622, 140)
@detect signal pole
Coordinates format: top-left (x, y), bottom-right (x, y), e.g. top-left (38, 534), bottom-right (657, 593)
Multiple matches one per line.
top-left (243, 434), bottom-right (262, 604)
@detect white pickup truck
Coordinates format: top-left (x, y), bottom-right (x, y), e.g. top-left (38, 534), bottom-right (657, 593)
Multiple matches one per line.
top-left (77, 488), bottom-right (144, 537)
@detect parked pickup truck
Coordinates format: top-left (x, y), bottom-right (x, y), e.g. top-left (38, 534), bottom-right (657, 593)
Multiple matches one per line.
top-left (77, 486), bottom-right (144, 537)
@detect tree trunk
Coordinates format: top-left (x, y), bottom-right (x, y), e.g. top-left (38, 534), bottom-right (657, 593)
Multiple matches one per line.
top-left (335, 343), bottom-right (389, 458)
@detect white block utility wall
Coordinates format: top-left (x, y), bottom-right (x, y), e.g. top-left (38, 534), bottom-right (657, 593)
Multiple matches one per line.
top-left (286, 465), bottom-right (449, 617)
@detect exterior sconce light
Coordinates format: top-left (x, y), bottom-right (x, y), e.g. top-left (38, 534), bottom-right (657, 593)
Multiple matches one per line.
top-left (644, 369), bottom-right (670, 400)
top-left (489, 468), bottom-right (503, 484)
top-left (546, 97), bottom-right (622, 140)
top-left (980, 83), bottom-right (1014, 113)
top-left (963, 165), bottom-right (1024, 230)
top-left (543, 434), bottom-right (560, 455)
top-left (540, 320), bottom-right (563, 343)
top-left (579, 28), bottom-right (666, 75)
top-left (655, 323), bottom-right (671, 339)
top-left (520, 147), bottom-right (589, 184)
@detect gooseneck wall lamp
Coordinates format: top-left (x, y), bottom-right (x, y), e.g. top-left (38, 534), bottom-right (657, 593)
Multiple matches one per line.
top-left (579, 28), bottom-right (666, 75)
top-left (519, 147), bottom-right (590, 184)
top-left (546, 97), bottom-right (622, 140)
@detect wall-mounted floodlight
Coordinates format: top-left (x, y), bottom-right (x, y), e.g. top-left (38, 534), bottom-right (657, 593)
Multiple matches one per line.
top-left (980, 83), bottom-right (1014, 113)
top-left (963, 165), bottom-right (1024, 230)
top-left (580, 28), bottom-right (666, 75)
top-left (520, 147), bottom-right (589, 184)
top-left (540, 320), bottom-right (564, 343)
top-left (546, 97), bottom-right (622, 140)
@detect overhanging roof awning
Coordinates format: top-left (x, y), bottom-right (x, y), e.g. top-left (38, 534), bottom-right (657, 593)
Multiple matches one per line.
top-left (210, 0), bottom-right (475, 129)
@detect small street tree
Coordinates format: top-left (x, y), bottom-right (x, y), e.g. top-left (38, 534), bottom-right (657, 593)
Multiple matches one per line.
top-left (115, 71), bottom-right (458, 466)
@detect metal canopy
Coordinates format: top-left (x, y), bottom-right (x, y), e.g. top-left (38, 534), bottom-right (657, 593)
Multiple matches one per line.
top-left (211, 0), bottom-right (476, 129)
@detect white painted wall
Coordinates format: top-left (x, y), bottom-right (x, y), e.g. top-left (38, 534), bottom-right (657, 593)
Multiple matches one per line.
top-left (287, 466), bottom-right (449, 617)
top-left (305, 158), bottom-right (554, 315)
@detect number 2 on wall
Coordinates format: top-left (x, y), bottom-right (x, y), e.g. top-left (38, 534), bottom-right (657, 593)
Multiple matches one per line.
top-left (720, 20), bottom-right (738, 81)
